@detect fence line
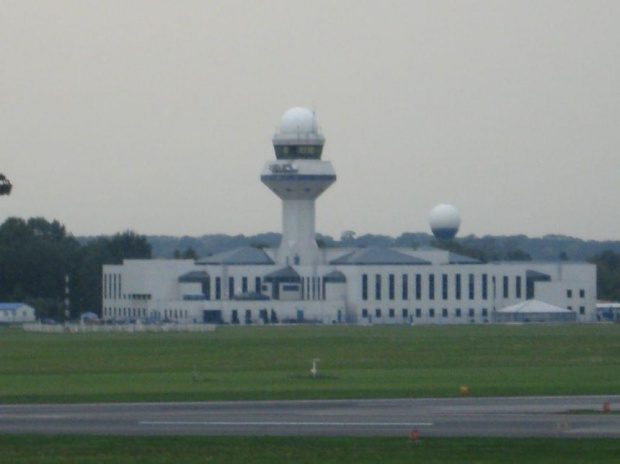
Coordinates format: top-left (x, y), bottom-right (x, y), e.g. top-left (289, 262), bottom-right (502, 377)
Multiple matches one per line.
top-left (22, 323), bottom-right (216, 334)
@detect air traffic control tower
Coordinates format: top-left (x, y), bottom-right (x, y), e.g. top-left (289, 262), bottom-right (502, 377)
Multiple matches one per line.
top-left (261, 107), bottom-right (336, 266)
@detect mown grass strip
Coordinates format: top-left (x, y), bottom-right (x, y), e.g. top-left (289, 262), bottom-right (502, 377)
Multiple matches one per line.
top-left (0, 324), bottom-right (619, 403)
top-left (0, 436), bottom-right (619, 464)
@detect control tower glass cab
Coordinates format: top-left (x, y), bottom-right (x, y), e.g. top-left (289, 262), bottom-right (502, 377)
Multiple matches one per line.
top-left (261, 108), bottom-right (336, 266)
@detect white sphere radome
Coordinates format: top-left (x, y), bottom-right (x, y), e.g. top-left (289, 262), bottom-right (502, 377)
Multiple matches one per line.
top-left (279, 107), bottom-right (317, 134)
top-left (429, 204), bottom-right (461, 239)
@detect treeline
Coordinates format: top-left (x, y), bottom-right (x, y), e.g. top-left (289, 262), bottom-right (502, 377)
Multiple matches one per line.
top-left (0, 217), bottom-right (150, 320)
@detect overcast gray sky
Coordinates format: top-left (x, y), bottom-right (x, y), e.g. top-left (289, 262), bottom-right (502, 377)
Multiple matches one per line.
top-left (2, 1), bottom-right (619, 240)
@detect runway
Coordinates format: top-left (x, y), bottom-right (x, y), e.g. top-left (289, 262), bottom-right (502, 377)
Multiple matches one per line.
top-left (0, 396), bottom-right (619, 437)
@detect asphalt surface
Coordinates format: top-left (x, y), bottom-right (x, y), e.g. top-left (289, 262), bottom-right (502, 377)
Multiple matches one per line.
top-left (0, 396), bottom-right (619, 437)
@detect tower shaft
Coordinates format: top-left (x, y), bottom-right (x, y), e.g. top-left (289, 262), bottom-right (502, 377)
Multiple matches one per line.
top-left (281, 199), bottom-right (317, 265)
top-left (261, 160), bottom-right (336, 266)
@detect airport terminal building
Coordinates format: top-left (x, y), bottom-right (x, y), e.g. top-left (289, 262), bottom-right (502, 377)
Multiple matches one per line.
top-left (102, 108), bottom-right (596, 325)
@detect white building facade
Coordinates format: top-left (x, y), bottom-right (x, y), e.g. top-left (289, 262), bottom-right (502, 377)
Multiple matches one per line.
top-left (0, 303), bottom-right (36, 323)
top-left (102, 108), bottom-right (597, 325)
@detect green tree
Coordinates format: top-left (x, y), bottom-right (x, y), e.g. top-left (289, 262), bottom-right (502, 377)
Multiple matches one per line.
top-left (173, 247), bottom-right (198, 259)
top-left (0, 219), bottom-right (153, 319)
top-left (340, 230), bottom-right (356, 244)
top-left (589, 250), bottom-right (620, 301)
top-left (73, 231), bottom-right (152, 316)
top-left (107, 231), bottom-right (152, 262)
top-left (504, 249), bottom-right (533, 261)
top-left (0, 217), bottom-right (79, 320)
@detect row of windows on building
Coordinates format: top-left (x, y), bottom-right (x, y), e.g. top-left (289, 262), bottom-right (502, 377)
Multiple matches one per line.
top-left (103, 274), bottom-right (122, 299)
top-left (279, 145), bottom-right (317, 156)
top-left (361, 273), bottom-right (587, 302)
top-left (230, 309), bottom-right (277, 324)
top-left (180, 276), bottom-right (325, 301)
top-left (104, 307), bottom-right (146, 319)
top-left (222, 308), bottom-right (336, 325)
top-left (103, 307), bottom-right (289, 325)
top-left (361, 307), bottom-right (490, 319)
top-left (103, 307), bottom-right (190, 320)
top-left (104, 272), bottom-right (333, 303)
top-left (213, 309), bottom-right (324, 325)
top-left (359, 306), bottom-right (587, 319)
top-left (362, 273), bottom-right (496, 302)
top-left (103, 275), bottom-right (263, 302)
top-left (567, 289), bottom-right (586, 298)
top-left (102, 304), bottom-right (588, 324)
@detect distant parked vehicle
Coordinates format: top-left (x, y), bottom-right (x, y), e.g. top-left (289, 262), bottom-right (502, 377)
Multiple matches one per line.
top-left (80, 312), bottom-right (100, 324)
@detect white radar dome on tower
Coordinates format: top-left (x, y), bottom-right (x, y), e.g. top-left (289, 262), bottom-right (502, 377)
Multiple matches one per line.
top-left (429, 204), bottom-right (461, 240)
top-left (279, 107), bottom-right (318, 134)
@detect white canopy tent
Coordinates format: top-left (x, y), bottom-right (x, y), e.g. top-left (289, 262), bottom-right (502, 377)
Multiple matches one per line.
top-left (494, 300), bottom-right (577, 323)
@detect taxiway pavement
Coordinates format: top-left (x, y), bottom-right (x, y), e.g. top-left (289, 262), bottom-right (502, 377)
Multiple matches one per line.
top-left (0, 396), bottom-right (619, 437)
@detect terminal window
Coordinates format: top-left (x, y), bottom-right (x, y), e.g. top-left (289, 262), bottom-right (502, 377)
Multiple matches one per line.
top-left (362, 274), bottom-right (368, 300)
top-left (429, 275), bottom-right (435, 300)
top-left (415, 274), bottom-right (422, 300)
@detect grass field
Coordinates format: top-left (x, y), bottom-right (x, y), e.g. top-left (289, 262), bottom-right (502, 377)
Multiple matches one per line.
top-left (0, 324), bottom-right (619, 403)
top-left (0, 436), bottom-right (619, 464)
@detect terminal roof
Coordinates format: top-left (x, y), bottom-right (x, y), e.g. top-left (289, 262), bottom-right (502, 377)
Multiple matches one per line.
top-left (197, 246), bottom-right (274, 265)
top-left (323, 270), bottom-right (347, 282)
top-left (264, 266), bottom-right (301, 282)
top-left (0, 303), bottom-right (27, 310)
top-left (330, 247), bottom-right (431, 265)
